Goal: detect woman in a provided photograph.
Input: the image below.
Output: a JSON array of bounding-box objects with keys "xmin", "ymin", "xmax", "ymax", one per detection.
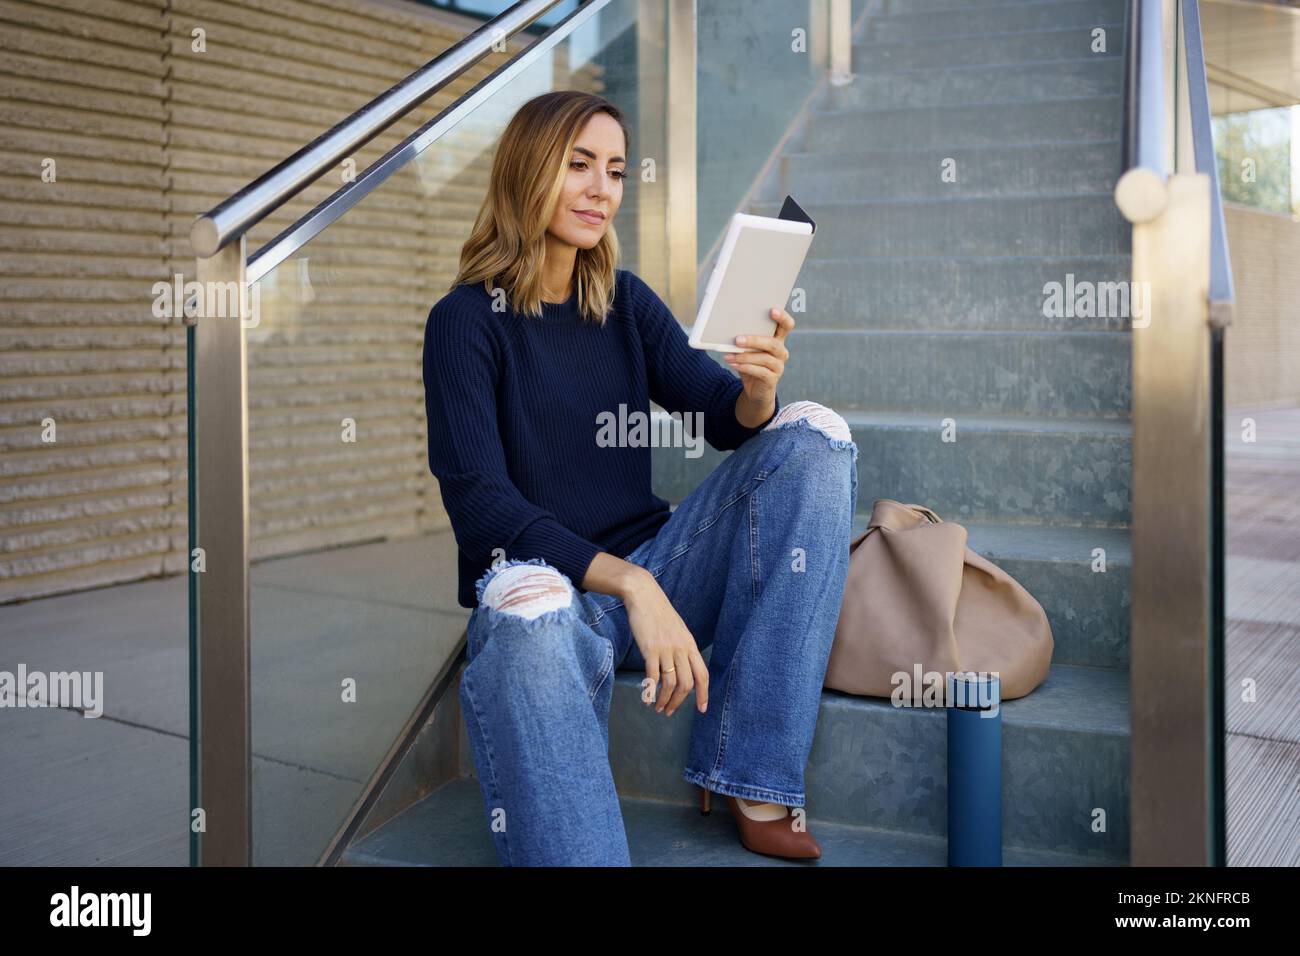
[{"xmin": 422, "ymin": 90, "xmax": 858, "ymax": 866}]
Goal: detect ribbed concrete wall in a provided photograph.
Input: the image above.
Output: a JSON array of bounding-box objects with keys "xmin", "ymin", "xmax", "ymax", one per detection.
[
  {"xmin": 0, "ymin": 0, "xmax": 601, "ymax": 602},
  {"xmin": 1224, "ymin": 203, "xmax": 1300, "ymax": 409}
]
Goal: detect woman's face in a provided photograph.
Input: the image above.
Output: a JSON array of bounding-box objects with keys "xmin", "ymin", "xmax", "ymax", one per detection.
[{"xmin": 545, "ymin": 112, "xmax": 626, "ymax": 250}]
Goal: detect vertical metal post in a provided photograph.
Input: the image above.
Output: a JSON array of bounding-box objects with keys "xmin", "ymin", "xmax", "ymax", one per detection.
[
  {"xmin": 665, "ymin": 0, "xmax": 696, "ymax": 320},
  {"xmin": 829, "ymin": 0, "xmax": 852, "ymax": 86},
  {"xmin": 1130, "ymin": 174, "xmax": 1213, "ymax": 865},
  {"xmin": 809, "ymin": 0, "xmax": 829, "ymax": 78},
  {"xmin": 194, "ymin": 238, "xmax": 252, "ymax": 866},
  {"xmin": 637, "ymin": 0, "xmax": 669, "ymax": 294}
]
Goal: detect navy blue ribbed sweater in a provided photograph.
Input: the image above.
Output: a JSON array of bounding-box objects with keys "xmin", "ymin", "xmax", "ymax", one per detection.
[{"xmin": 422, "ymin": 267, "xmax": 781, "ymax": 608}]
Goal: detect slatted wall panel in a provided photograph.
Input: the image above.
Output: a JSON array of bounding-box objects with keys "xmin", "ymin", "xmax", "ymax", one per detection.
[
  {"xmin": 1, "ymin": 0, "xmax": 603, "ymax": 602},
  {"xmin": 164, "ymin": 0, "xmax": 527, "ymax": 563},
  {"xmin": 0, "ymin": 0, "xmax": 173, "ymax": 603}
]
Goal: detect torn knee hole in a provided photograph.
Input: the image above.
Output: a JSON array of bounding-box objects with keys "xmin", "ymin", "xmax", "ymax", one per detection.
[
  {"xmin": 481, "ymin": 565, "xmax": 572, "ymax": 620},
  {"xmin": 763, "ymin": 400, "xmax": 853, "ymax": 443}
]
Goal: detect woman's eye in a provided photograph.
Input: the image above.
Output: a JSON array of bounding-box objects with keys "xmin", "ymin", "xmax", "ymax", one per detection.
[{"xmin": 571, "ymin": 160, "xmax": 625, "ymax": 180}]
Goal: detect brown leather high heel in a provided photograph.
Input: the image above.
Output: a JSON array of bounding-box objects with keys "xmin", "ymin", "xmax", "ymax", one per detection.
[{"xmin": 697, "ymin": 784, "xmax": 822, "ymax": 860}]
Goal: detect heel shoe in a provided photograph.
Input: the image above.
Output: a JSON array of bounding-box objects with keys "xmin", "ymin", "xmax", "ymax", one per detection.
[{"xmin": 696, "ymin": 784, "xmax": 822, "ymax": 860}]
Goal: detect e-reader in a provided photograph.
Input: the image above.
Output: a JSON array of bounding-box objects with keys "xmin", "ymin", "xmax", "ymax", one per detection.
[{"xmin": 688, "ymin": 195, "xmax": 817, "ymax": 353}]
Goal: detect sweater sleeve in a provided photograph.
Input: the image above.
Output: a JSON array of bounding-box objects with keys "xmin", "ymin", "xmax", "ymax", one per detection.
[
  {"xmin": 422, "ymin": 299, "xmax": 605, "ymax": 589},
  {"xmin": 627, "ymin": 270, "xmax": 780, "ymax": 452}
]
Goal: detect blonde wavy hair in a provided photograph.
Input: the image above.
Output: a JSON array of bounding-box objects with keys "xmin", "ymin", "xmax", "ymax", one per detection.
[{"xmin": 451, "ymin": 90, "xmax": 629, "ymax": 326}]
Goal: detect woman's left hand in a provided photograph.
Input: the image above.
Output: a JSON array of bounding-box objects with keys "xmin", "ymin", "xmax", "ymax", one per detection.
[{"xmin": 724, "ymin": 306, "xmax": 794, "ymax": 408}]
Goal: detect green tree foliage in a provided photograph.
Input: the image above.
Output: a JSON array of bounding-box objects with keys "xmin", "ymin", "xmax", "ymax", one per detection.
[{"xmin": 1212, "ymin": 108, "xmax": 1294, "ymax": 216}]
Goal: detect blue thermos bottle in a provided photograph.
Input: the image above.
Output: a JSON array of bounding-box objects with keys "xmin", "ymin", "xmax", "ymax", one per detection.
[{"xmin": 947, "ymin": 671, "xmax": 1002, "ymax": 866}]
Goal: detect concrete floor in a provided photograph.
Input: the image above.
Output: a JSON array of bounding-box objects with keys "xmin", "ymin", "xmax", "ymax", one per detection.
[
  {"xmin": 0, "ymin": 404, "xmax": 1296, "ymax": 865},
  {"xmin": 0, "ymin": 532, "xmax": 469, "ymax": 865}
]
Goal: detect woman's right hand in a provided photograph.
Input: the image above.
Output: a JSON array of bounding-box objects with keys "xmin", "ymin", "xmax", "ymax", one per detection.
[{"xmin": 623, "ymin": 570, "xmax": 709, "ymax": 717}]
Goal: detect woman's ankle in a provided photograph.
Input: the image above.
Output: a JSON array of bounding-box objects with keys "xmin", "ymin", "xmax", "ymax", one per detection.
[{"xmin": 735, "ymin": 797, "xmax": 789, "ymax": 822}]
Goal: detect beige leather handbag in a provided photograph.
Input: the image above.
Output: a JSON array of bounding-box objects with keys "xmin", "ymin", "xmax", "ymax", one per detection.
[{"xmin": 824, "ymin": 499, "xmax": 1054, "ymax": 700}]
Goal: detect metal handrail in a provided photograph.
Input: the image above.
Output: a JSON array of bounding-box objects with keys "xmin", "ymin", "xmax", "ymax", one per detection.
[
  {"xmin": 246, "ymin": 0, "xmax": 613, "ymax": 284},
  {"xmin": 1180, "ymin": 0, "xmax": 1235, "ymax": 327},
  {"xmin": 190, "ymin": 0, "xmax": 568, "ymax": 259},
  {"xmin": 1115, "ymin": 0, "xmax": 1168, "ymax": 222},
  {"xmin": 1114, "ymin": 0, "xmax": 1233, "ymax": 327}
]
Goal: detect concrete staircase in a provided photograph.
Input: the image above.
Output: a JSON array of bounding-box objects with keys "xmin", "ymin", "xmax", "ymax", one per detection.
[{"xmin": 343, "ymin": 0, "xmax": 1132, "ymax": 866}]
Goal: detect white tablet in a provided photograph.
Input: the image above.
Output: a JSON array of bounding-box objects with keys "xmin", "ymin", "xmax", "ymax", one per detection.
[{"xmin": 689, "ymin": 194, "xmax": 817, "ymax": 353}]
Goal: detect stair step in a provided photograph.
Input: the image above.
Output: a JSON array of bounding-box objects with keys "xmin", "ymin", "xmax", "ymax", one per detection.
[
  {"xmin": 854, "ymin": 24, "xmax": 1124, "ymax": 71},
  {"xmin": 766, "ymin": 141, "xmax": 1121, "ymax": 202},
  {"xmin": 441, "ymin": 660, "xmax": 1130, "ymax": 861},
  {"xmin": 652, "ymin": 409, "xmax": 1132, "ymax": 526},
  {"xmin": 824, "ymin": 57, "xmax": 1122, "ymax": 110},
  {"xmin": 341, "ymin": 777, "xmax": 1119, "ymax": 866},
  {"xmin": 844, "ymin": 410, "xmax": 1133, "ymax": 526},
  {"xmin": 752, "ymin": 193, "xmax": 1128, "ymax": 261},
  {"xmin": 654, "ymin": 447, "xmax": 1130, "ymax": 666},
  {"xmin": 804, "ymin": 97, "xmax": 1122, "ymax": 152},
  {"xmin": 870, "ymin": 0, "xmax": 1127, "ymax": 42},
  {"xmin": 596, "ymin": 660, "xmax": 1128, "ymax": 859},
  {"xmin": 792, "ymin": 255, "xmax": 1133, "ymax": 331},
  {"xmin": 781, "ymin": 329, "xmax": 1130, "ymax": 418},
  {"xmin": 849, "ymin": 516, "xmax": 1131, "ymax": 669}
]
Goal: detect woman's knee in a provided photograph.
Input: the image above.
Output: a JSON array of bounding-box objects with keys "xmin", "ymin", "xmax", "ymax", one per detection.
[
  {"xmin": 477, "ymin": 560, "xmax": 575, "ymax": 620},
  {"xmin": 760, "ymin": 400, "xmax": 859, "ymax": 509},
  {"xmin": 762, "ymin": 400, "xmax": 853, "ymax": 445},
  {"xmin": 470, "ymin": 559, "xmax": 610, "ymax": 691}
]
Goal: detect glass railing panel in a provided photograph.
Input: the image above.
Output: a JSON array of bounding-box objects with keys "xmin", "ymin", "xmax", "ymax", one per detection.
[
  {"xmin": 241, "ymin": 0, "xmax": 665, "ymax": 865},
  {"xmin": 697, "ymin": 0, "xmax": 838, "ymax": 258}
]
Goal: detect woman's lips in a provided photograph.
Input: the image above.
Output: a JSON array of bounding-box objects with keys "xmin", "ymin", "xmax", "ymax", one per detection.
[{"xmin": 574, "ymin": 210, "xmax": 605, "ymax": 225}]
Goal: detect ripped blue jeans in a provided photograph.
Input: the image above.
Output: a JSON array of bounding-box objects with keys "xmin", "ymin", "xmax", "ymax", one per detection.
[{"xmin": 457, "ymin": 400, "xmax": 859, "ymax": 866}]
